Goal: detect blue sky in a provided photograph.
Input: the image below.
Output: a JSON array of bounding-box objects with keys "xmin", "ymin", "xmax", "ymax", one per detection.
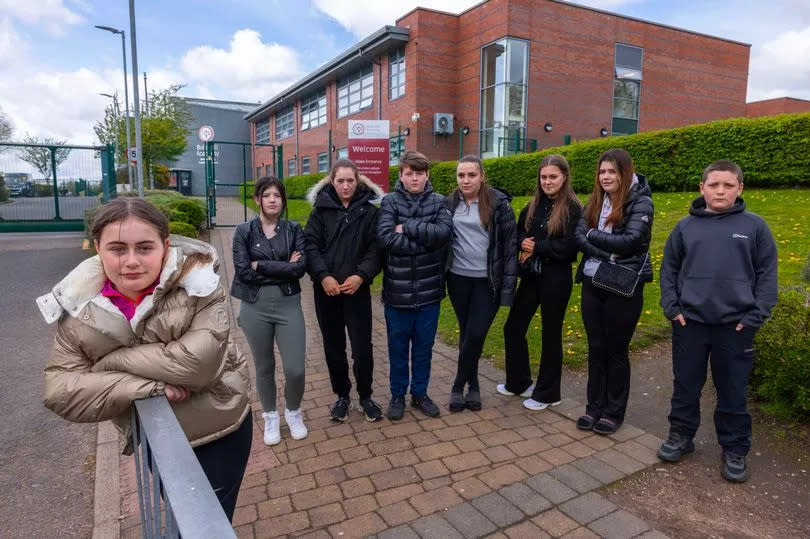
[{"xmin": 0, "ymin": 0, "xmax": 808, "ymax": 143}]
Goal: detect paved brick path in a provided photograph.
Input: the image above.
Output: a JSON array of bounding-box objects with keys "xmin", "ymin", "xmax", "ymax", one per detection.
[{"xmin": 116, "ymin": 227, "xmax": 670, "ymax": 539}]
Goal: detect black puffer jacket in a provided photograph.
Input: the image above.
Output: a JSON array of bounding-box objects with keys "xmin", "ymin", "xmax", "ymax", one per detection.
[
  {"xmin": 377, "ymin": 180, "xmax": 453, "ymax": 309},
  {"xmin": 575, "ymin": 174, "xmax": 654, "ymax": 283},
  {"xmin": 517, "ymin": 196, "xmax": 582, "ymax": 264},
  {"xmin": 304, "ymin": 175, "xmax": 384, "ymax": 286},
  {"xmin": 231, "ymin": 217, "xmax": 306, "ymax": 301},
  {"xmin": 447, "ymin": 187, "xmax": 518, "ymax": 306}
]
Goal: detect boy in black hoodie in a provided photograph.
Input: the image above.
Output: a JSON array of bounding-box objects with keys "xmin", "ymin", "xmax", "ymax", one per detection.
[{"xmin": 658, "ymin": 160, "xmax": 777, "ymax": 483}]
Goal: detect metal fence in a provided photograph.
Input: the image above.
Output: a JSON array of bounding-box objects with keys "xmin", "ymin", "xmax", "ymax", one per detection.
[
  {"xmin": 0, "ymin": 142, "xmax": 115, "ymax": 231},
  {"xmin": 131, "ymin": 396, "xmax": 236, "ymax": 538}
]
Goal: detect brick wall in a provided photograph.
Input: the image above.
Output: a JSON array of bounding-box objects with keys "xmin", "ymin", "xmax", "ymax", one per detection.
[{"xmin": 746, "ymin": 97, "xmax": 810, "ymax": 117}]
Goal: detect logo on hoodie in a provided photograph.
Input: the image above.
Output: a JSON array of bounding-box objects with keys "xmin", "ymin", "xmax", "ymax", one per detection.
[{"xmin": 732, "ymin": 233, "xmax": 749, "ymax": 239}]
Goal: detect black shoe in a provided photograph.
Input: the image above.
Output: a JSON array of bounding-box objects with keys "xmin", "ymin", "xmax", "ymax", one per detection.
[
  {"xmin": 464, "ymin": 389, "xmax": 481, "ymax": 411},
  {"xmin": 593, "ymin": 418, "xmax": 621, "ymax": 435},
  {"xmin": 330, "ymin": 396, "xmax": 350, "ymax": 422},
  {"xmin": 359, "ymin": 398, "xmax": 383, "ymax": 422},
  {"xmin": 387, "ymin": 395, "xmax": 406, "ymax": 420},
  {"xmin": 721, "ymin": 451, "xmax": 749, "ymax": 483},
  {"xmin": 412, "ymin": 394, "xmax": 440, "ymax": 418},
  {"xmin": 657, "ymin": 432, "xmax": 695, "ymax": 462},
  {"xmin": 577, "ymin": 414, "xmax": 597, "ymax": 431},
  {"xmin": 449, "ymin": 391, "xmax": 466, "ymax": 412}
]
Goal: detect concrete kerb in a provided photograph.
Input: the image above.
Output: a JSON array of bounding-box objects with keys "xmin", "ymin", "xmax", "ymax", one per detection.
[{"xmin": 92, "ymin": 421, "xmax": 121, "ymax": 539}]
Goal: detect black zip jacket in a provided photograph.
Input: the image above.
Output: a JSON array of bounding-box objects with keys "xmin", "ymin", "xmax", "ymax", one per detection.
[
  {"xmin": 517, "ymin": 196, "xmax": 582, "ymax": 265},
  {"xmin": 304, "ymin": 176, "xmax": 384, "ymax": 286},
  {"xmin": 447, "ymin": 187, "xmax": 518, "ymax": 306},
  {"xmin": 377, "ymin": 180, "xmax": 453, "ymax": 309},
  {"xmin": 575, "ymin": 174, "xmax": 654, "ymax": 283},
  {"xmin": 660, "ymin": 197, "xmax": 778, "ymax": 328},
  {"xmin": 230, "ymin": 217, "xmax": 306, "ymax": 302}
]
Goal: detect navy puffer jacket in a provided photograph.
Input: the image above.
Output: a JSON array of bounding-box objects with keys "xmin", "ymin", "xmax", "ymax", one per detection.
[{"xmin": 377, "ymin": 180, "xmax": 453, "ymax": 309}]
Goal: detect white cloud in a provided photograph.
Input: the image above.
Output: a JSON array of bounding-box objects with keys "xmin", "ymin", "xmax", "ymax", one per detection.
[
  {"xmin": 0, "ymin": 0, "xmax": 84, "ymax": 35},
  {"xmin": 179, "ymin": 29, "xmax": 303, "ymax": 102},
  {"xmin": 0, "ymin": 16, "xmax": 26, "ymax": 68},
  {"xmin": 748, "ymin": 25, "xmax": 810, "ymax": 101}
]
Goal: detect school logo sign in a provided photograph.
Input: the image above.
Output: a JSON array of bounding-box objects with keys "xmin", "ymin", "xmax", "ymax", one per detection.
[{"xmin": 348, "ymin": 120, "xmax": 390, "ymax": 192}]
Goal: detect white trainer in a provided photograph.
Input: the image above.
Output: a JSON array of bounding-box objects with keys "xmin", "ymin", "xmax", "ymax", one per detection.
[
  {"xmin": 284, "ymin": 408, "xmax": 308, "ymax": 440},
  {"xmin": 522, "ymin": 398, "xmax": 562, "ymax": 411},
  {"xmin": 496, "ymin": 383, "xmax": 535, "ymax": 398},
  {"xmin": 262, "ymin": 411, "xmax": 281, "ymax": 446}
]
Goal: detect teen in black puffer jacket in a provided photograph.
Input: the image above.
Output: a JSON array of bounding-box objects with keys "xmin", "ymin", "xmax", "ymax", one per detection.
[{"xmin": 573, "ymin": 149, "xmax": 654, "ymax": 437}]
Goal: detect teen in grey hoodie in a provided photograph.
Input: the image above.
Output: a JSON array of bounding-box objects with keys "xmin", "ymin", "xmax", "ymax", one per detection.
[{"xmin": 658, "ymin": 160, "xmax": 777, "ymax": 484}]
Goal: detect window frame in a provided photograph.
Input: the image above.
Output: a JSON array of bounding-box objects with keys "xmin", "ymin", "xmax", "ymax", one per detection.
[
  {"xmin": 300, "ymin": 91, "xmax": 327, "ymax": 131},
  {"xmin": 301, "ymin": 156, "xmax": 311, "ymax": 174},
  {"xmin": 287, "ymin": 158, "xmax": 296, "ymax": 177},
  {"xmin": 255, "ymin": 118, "xmax": 270, "ymax": 144},
  {"xmin": 275, "ymin": 106, "xmax": 295, "ymax": 141},
  {"xmin": 337, "ymin": 66, "xmax": 374, "ymax": 118},
  {"xmin": 389, "ymin": 47, "xmax": 406, "ymax": 101},
  {"xmin": 611, "ymin": 43, "xmax": 643, "ymax": 135},
  {"xmin": 318, "ymin": 152, "xmax": 328, "ymax": 173}
]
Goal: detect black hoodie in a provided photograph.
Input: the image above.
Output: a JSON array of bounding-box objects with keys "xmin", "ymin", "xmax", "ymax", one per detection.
[{"xmin": 659, "ymin": 196, "xmax": 778, "ymax": 328}]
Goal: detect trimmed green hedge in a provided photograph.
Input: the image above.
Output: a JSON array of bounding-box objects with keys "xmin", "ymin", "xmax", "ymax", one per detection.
[
  {"xmin": 84, "ymin": 190, "xmax": 207, "ymax": 239},
  {"xmin": 249, "ymin": 112, "xmax": 810, "ymax": 199}
]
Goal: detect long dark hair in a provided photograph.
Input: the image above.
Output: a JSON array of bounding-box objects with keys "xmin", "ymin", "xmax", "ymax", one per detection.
[
  {"xmin": 583, "ymin": 149, "xmax": 635, "ymax": 229},
  {"xmin": 449, "ymin": 154, "xmax": 494, "ymax": 228},
  {"xmin": 525, "ymin": 154, "xmax": 581, "ymax": 236}
]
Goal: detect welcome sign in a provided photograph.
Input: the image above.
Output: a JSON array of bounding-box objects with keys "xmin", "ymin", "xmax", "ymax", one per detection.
[{"xmin": 348, "ymin": 120, "xmax": 390, "ymax": 192}]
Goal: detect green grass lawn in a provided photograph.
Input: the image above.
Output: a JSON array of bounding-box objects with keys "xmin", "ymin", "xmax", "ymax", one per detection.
[{"xmin": 247, "ymin": 189, "xmax": 810, "ymax": 369}]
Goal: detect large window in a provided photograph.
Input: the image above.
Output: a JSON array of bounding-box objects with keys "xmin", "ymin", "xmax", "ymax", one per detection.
[
  {"xmin": 318, "ymin": 152, "xmax": 328, "ymax": 172},
  {"xmin": 338, "ymin": 66, "xmax": 373, "ymax": 118},
  {"xmin": 480, "ymin": 38, "xmax": 528, "ymax": 158},
  {"xmin": 301, "ymin": 156, "xmax": 311, "ymax": 174},
  {"xmin": 301, "ymin": 91, "xmax": 327, "ymax": 130},
  {"xmin": 389, "ymin": 47, "xmax": 406, "ymax": 100},
  {"xmin": 612, "ymin": 43, "xmax": 643, "ymax": 135},
  {"xmin": 288, "ymin": 158, "xmax": 296, "ymax": 177},
  {"xmin": 276, "ymin": 106, "xmax": 294, "ymax": 140},
  {"xmin": 337, "ymin": 148, "xmax": 348, "ymax": 160},
  {"xmin": 265, "ymin": 164, "xmax": 272, "ymax": 176},
  {"xmin": 256, "ymin": 119, "xmax": 270, "ymax": 144},
  {"xmin": 390, "ymin": 136, "xmax": 404, "ymax": 165}
]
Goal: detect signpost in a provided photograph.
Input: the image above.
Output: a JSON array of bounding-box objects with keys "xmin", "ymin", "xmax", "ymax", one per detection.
[{"xmin": 348, "ymin": 120, "xmax": 390, "ymax": 192}]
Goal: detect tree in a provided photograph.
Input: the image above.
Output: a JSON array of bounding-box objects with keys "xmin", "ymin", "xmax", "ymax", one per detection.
[
  {"xmin": 94, "ymin": 84, "xmax": 192, "ymax": 186},
  {"xmin": 16, "ymin": 135, "xmax": 71, "ymax": 180},
  {"xmin": 0, "ymin": 106, "xmax": 13, "ymax": 154}
]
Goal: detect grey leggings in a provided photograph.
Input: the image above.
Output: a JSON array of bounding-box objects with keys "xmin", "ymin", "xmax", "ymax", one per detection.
[{"xmin": 238, "ymin": 286, "xmax": 306, "ymax": 412}]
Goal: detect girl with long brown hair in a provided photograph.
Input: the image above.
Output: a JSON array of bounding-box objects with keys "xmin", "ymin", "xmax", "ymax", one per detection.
[
  {"xmin": 498, "ymin": 154, "xmax": 582, "ymax": 411},
  {"xmin": 446, "ymin": 155, "xmax": 517, "ymax": 412},
  {"xmin": 574, "ymin": 148, "xmax": 653, "ymax": 435}
]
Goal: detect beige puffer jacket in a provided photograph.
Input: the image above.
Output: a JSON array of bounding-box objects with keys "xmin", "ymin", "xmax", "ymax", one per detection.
[{"xmin": 36, "ymin": 235, "xmax": 251, "ymax": 451}]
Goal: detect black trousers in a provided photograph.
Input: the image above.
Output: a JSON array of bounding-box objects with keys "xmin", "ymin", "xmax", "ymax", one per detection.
[
  {"xmin": 503, "ymin": 265, "xmax": 573, "ymax": 402},
  {"xmin": 313, "ymin": 284, "xmax": 374, "ymax": 400},
  {"xmin": 668, "ymin": 320, "xmax": 756, "ymax": 455},
  {"xmin": 446, "ymin": 273, "xmax": 500, "ymax": 392},
  {"xmin": 194, "ymin": 412, "xmax": 253, "ymax": 522},
  {"xmin": 581, "ymin": 277, "xmax": 644, "ymax": 423}
]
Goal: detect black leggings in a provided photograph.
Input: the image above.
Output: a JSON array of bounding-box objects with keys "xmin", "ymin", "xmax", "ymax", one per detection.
[
  {"xmin": 581, "ymin": 277, "xmax": 644, "ymax": 423},
  {"xmin": 194, "ymin": 412, "xmax": 253, "ymax": 521},
  {"xmin": 503, "ymin": 265, "xmax": 573, "ymax": 402},
  {"xmin": 446, "ymin": 273, "xmax": 500, "ymax": 392}
]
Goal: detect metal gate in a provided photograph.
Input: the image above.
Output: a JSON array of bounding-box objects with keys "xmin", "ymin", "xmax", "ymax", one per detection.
[
  {"xmin": 204, "ymin": 141, "xmax": 281, "ymax": 227},
  {"xmin": 0, "ymin": 142, "xmax": 116, "ymax": 232}
]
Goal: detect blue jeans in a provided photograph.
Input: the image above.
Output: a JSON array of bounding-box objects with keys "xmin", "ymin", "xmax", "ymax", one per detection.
[{"xmin": 384, "ymin": 303, "xmax": 441, "ymax": 397}]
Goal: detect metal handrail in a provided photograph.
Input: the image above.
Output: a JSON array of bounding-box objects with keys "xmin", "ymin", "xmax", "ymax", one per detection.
[{"xmin": 131, "ymin": 396, "xmax": 236, "ymax": 539}]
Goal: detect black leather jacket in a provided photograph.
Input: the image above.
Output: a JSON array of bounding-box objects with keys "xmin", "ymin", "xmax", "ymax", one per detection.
[
  {"xmin": 377, "ymin": 180, "xmax": 453, "ymax": 309},
  {"xmin": 230, "ymin": 217, "xmax": 306, "ymax": 302},
  {"xmin": 447, "ymin": 187, "xmax": 518, "ymax": 306},
  {"xmin": 575, "ymin": 174, "xmax": 654, "ymax": 283}
]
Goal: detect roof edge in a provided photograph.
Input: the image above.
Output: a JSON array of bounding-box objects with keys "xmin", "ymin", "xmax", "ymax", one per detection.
[{"xmin": 746, "ymin": 96, "xmax": 810, "ymax": 105}]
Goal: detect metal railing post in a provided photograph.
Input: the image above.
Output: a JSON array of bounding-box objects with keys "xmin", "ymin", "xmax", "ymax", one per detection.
[{"xmin": 50, "ymin": 146, "xmax": 61, "ymax": 220}]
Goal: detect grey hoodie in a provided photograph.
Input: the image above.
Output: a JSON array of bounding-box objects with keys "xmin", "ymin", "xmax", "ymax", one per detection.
[{"xmin": 659, "ymin": 196, "xmax": 777, "ymax": 328}]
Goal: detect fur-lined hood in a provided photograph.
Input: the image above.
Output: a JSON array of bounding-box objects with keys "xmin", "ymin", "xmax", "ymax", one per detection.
[
  {"xmin": 305, "ymin": 174, "xmax": 384, "ymax": 206},
  {"xmin": 36, "ymin": 235, "xmax": 220, "ymax": 328}
]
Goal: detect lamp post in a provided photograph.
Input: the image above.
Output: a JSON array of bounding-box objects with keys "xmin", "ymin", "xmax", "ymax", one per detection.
[{"xmin": 94, "ymin": 25, "xmax": 134, "ymax": 190}]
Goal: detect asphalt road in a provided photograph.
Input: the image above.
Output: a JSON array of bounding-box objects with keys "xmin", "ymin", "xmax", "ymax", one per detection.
[
  {"xmin": 0, "ymin": 197, "xmax": 99, "ymax": 220},
  {"xmin": 0, "ymin": 233, "xmax": 96, "ymax": 538}
]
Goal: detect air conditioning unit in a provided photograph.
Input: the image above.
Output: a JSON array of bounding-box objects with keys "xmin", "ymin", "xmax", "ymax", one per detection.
[{"xmin": 433, "ymin": 112, "xmax": 454, "ymax": 135}]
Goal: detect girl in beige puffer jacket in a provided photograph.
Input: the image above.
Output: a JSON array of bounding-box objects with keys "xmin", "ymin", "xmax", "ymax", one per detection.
[{"xmin": 37, "ymin": 197, "xmax": 252, "ymax": 521}]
